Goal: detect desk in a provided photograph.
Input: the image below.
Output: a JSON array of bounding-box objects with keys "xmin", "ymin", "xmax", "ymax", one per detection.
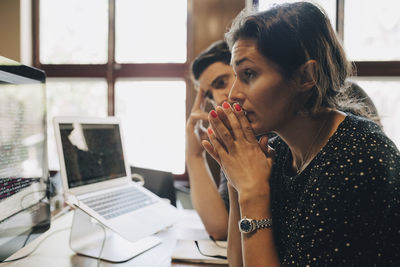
[{"xmin": 2, "ymin": 209, "xmax": 228, "ymax": 267}]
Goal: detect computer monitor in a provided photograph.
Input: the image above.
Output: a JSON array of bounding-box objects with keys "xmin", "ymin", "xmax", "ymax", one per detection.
[{"xmin": 0, "ymin": 56, "xmax": 50, "ymax": 262}]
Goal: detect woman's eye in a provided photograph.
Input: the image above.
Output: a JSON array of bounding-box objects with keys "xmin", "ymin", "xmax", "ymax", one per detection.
[
  {"xmin": 239, "ymin": 69, "xmax": 256, "ymax": 83},
  {"xmin": 244, "ymin": 69, "xmax": 256, "ymax": 80}
]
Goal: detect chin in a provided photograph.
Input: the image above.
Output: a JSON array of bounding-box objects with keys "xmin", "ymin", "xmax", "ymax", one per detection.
[
  {"xmin": 247, "ymin": 115, "xmax": 268, "ymax": 135},
  {"xmin": 249, "ymin": 122, "xmax": 262, "ymax": 135},
  {"xmin": 250, "ymin": 122, "xmax": 272, "ymax": 136}
]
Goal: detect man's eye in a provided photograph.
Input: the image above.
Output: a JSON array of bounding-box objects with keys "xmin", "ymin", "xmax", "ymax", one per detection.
[
  {"xmin": 213, "ymin": 77, "xmax": 228, "ymax": 89},
  {"xmin": 215, "ymin": 80, "xmax": 226, "ymax": 88}
]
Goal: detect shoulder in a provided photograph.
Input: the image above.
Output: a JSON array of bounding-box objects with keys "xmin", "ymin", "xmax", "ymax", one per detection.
[
  {"xmin": 318, "ymin": 114, "xmax": 400, "ymax": 198},
  {"xmin": 325, "ymin": 113, "xmax": 399, "ymax": 162}
]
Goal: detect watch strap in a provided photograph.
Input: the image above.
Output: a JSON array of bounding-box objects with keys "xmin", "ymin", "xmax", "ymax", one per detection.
[
  {"xmin": 239, "ymin": 216, "xmax": 273, "ymax": 234},
  {"xmin": 253, "ymin": 218, "xmax": 273, "ymax": 230}
]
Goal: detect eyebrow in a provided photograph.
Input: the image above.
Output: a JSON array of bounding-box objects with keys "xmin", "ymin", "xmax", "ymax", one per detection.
[
  {"xmin": 233, "ymin": 57, "xmax": 252, "ymax": 67},
  {"xmin": 210, "ymin": 74, "xmax": 230, "ymax": 88}
]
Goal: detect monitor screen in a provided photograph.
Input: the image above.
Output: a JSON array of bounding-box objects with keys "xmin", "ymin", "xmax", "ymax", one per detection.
[
  {"xmin": 59, "ymin": 123, "xmax": 126, "ymax": 188},
  {"xmin": 0, "ymin": 56, "xmax": 50, "ymax": 262}
]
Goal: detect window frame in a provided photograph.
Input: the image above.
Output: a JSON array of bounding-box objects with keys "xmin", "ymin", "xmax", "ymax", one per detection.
[
  {"xmin": 32, "ymin": 0, "xmax": 192, "ymax": 179},
  {"xmin": 340, "ymin": 0, "xmax": 400, "ymax": 76},
  {"xmin": 254, "ymin": 0, "xmax": 400, "ymax": 77}
]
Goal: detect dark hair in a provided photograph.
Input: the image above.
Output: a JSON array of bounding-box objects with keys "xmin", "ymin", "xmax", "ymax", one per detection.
[
  {"xmin": 225, "ymin": 2, "xmax": 354, "ymax": 115},
  {"xmin": 191, "ymin": 40, "xmax": 231, "ymax": 81}
]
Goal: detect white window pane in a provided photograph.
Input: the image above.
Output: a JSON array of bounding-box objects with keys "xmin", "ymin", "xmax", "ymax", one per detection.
[
  {"xmin": 258, "ymin": 0, "xmax": 336, "ymax": 29},
  {"xmin": 344, "ymin": 0, "xmax": 400, "ymax": 61},
  {"xmin": 40, "ymin": 0, "xmax": 108, "ymax": 64},
  {"xmin": 115, "ymin": 79, "xmax": 186, "ymax": 174},
  {"xmin": 115, "ymin": 0, "xmax": 187, "ymax": 63},
  {"xmin": 47, "ymin": 78, "xmax": 108, "ymax": 170},
  {"xmin": 349, "ymin": 77, "xmax": 400, "ymax": 149}
]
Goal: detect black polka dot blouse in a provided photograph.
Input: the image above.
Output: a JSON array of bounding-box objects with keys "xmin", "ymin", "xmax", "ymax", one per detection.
[{"xmin": 269, "ymin": 113, "xmax": 400, "ymax": 266}]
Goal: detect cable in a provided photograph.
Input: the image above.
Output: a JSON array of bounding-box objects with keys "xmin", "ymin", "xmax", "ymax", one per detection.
[
  {"xmin": 20, "ymin": 190, "xmax": 47, "ymax": 209},
  {"xmin": 0, "ymin": 189, "xmax": 48, "ymax": 224},
  {"xmin": 0, "ymin": 227, "xmax": 71, "ymax": 263},
  {"xmin": 73, "ymin": 198, "xmax": 107, "ymax": 266},
  {"xmin": 52, "ymin": 206, "xmax": 72, "ymax": 220},
  {"xmin": 96, "ymin": 222, "xmax": 107, "ymax": 267}
]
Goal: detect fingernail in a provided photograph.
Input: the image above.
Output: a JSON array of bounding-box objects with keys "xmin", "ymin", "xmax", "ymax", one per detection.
[
  {"xmin": 208, "ymin": 128, "xmax": 213, "ymax": 134},
  {"xmin": 234, "ymin": 103, "xmax": 242, "ymax": 112},
  {"xmin": 222, "ymin": 102, "xmax": 230, "ymax": 109},
  {"xmin": 210, "ymin": 110, "xmax": 217, "ymax": 118}
]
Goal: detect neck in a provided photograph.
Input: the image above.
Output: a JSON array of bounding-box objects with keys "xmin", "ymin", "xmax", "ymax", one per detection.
[{"xmin": 275, "ymin": 109, "xmax": 345, "ymax": 174}]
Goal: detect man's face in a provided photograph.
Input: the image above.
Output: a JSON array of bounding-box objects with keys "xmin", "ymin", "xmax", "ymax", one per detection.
[{"xmin": 197, "ymin": 62, "xmax": 235, "ymax": 107}]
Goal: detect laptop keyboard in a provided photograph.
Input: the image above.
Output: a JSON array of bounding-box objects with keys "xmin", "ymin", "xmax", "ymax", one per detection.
[{"xmin": 81, "ymin": 186, "xmax": 158, "ymax": 220}]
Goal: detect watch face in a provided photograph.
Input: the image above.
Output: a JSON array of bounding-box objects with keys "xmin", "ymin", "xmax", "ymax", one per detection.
[{"xmin": 239, "ymin": 219, "xmax": 252, "ymax": 233}]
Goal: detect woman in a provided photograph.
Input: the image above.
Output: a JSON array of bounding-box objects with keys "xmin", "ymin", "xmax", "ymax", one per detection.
[
  {"xmin": 186, "ymin": 40, "xmax": 233, "ymax": 240},
  {"xmin": 188, "ymin": 40, "xmax": 277, "ymax": 240},
  {"xmin": 203, "ymin": 2, "xmax": 400, "ymax": 266}
]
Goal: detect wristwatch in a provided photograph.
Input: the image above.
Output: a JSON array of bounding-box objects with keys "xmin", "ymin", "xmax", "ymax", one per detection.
[{"xmin": 238, "ymin": 216, "xmax": 273, "ymax": 234}]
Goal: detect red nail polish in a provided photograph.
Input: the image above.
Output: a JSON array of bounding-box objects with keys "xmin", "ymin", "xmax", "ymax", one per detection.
[
  {"xmin": 223, "ymin": 102, "xmax": 230, "ymax": 109},
  {"xmin": 234, "ymin": 103, "xmax": 242, "ymax": 112},
  {"xmin": 210, "ymin": 110, "xmax": 217, "ymax": 118},
  {"xmin": 208, "ymin": 128, "xmax": 213, "ymax": 135}
]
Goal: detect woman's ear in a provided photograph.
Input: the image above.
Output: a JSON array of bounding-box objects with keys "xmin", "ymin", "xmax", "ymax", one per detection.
[{"xmin": 297, "ymin": 60, "xmax": 318, "ymax": 92}]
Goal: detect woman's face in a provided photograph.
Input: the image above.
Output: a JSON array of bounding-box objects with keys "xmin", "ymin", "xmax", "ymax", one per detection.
[
  {"xmin": 197, "ymin": 62, "xmax": 235, "ymax": 106},
  {"xmin": 229, "ymin": 39, "xmax": 300, "ymax": 135}
]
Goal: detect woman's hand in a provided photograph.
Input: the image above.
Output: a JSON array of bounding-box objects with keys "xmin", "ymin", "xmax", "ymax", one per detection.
[
  {"xmin": 186, "ymin": 89, "xmax": 209, "ymax": 158},
  {"xmin": 202, "ymin": 102, "xmax": 275, "ymax": 197}
]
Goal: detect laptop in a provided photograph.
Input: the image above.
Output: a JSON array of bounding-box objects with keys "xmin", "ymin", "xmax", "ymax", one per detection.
[{"xmin": 53, "ymin": 116, "xmax": 179, "ymax": 251}]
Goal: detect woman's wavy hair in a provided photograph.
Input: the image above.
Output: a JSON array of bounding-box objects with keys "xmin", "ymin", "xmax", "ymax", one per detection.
[{"xmin": 225, "ymin": 2, "xmax": 369, "ymax": 119}]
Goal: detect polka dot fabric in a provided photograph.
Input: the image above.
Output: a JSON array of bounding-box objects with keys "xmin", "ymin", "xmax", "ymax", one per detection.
[{"xmin": 269, "ymin": 114, "xmax": 400, "ymax": 266}]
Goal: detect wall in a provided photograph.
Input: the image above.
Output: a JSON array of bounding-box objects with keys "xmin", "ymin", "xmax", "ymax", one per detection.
[
  {"xmin": 188, "ymin": 0, "xmax": 246, "ymax": 182},
  {"xmin": 192, "ymin": 0, "xmax": 245, "ymax": 59},
  {"xmin": 0, "ymin": 0, "xmax": 21, "ymax": 61}
]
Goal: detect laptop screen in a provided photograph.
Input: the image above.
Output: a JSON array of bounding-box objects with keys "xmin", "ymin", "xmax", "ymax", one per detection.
[{"xmin": 59, "ymin": 123, "xmax": 127, "ymax": 188}]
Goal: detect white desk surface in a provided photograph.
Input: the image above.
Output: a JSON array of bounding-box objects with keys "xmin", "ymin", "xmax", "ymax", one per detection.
[{"xmin": 2, "ymin": 209, "xmax": 227, "ymax": 267}]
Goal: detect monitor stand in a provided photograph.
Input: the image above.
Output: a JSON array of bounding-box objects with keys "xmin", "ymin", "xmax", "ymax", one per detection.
[{"xmin": 69, "ymin": 208, "xmax": 162, "ymax": 263}]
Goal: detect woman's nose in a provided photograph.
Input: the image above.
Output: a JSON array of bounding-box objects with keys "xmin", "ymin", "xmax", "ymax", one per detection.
[{"xmin": 228, "ymin": 80, "xmax": 243, "ymax": 104}]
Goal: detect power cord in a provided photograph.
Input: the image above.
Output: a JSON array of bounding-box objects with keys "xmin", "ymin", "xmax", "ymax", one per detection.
[
  {"xmin": 97, "ymin": 221, "xmax": 107, "ymax": 267},
  {"xmin": 73, "ymin": 199, "xmax": 108, "ymax": 267},
  {"xmin": 0, "ymin": 227, "xmax": 71, "ymax": 263},
  {"xmin": 1, "ymin": 189, "xmax": 108, "ymax": 265},
  {"xmin": 1, "ymin": 214, "xmax": 108, "ymax": 266},
  {"xmin": 1, "ymin": 186, "xmax": 48, "ymax": 224}
]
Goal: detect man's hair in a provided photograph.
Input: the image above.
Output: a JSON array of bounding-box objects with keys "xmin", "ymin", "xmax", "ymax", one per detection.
[{"xmin": 191, "ymin": 40, "xmax": 231, "ymax": 81}]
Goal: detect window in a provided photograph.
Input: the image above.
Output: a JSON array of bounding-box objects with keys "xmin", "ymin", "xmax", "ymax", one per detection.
[
  {"xmin": 40, "ymin": 0, "xmax": 108, "ymax": 64},
  {"xmin": 35, "ymin": 0, "xmax": 189, "ymax": 174},
  {"xmin": 115, "ymin": 79, "xmax": 186, "ymax": 173},
  {"xmin": 46, "ymin": 78, "xmax": 108, "ymax": 170},
  {"xmin": 349, "ymin": 77, "xmax": 400, "ymax": 147},
  {"xmin": 258, "ymin": 0, "xmax": 400, "ymax": 149},
  {"xmin": 344, "ymin": 0, "xmax": 400, "ymax": 61},
  {"xmin": 258, "ymin": 0, "xmax": 336, "ymax": 28},
  {"xmin": 115, "ymin": 0, "xmax": 187, "ymax": 63}
]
